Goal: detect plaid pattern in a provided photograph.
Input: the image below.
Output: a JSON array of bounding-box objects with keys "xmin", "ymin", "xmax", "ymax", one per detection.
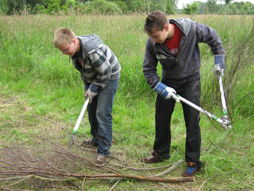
[{"xmin": 72, "ymin": 38, "xmax": 120, "ymax": 95}]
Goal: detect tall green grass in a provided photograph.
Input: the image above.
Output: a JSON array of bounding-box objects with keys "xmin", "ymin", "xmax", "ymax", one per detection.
[{"xmin": 0, "ymin": 15, "xmax": 253, "ymax": 190}]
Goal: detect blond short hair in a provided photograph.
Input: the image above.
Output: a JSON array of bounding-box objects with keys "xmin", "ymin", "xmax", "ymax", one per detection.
[{"xmin": 53, "ymin": 28, "xmax": 76, "ymax": 48}]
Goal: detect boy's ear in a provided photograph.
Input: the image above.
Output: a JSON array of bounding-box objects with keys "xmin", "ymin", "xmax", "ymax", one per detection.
[
  {"xmin": 73, "ymin": 38, "xmax": 80, "ymax": 51},
  {"xmin": 163, "ymin": 24, "xmax": 169, "ymax": 30},
  {"xmin": 73, "ymin": 38, "xmax": 79, "ymax": 46}
]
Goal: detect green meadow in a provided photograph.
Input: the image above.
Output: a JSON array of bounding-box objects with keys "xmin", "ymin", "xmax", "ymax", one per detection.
[{"xmin": 0, "ymin": 14, "xmax": 253, "ymax": 190}]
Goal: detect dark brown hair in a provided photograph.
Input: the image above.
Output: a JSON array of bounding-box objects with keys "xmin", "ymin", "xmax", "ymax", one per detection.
[{"xmin": 144, "ymin": 11, "xmax": 168, "ymax": 34}]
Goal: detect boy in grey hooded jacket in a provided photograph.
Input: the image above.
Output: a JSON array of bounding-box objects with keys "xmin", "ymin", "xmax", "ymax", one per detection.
[{"xmin": 142, "ymin": 11, "xmax": 225, "ymax": 177}]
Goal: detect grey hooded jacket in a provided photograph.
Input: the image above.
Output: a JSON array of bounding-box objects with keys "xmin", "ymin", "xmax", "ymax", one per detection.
[{"xmin": 143, "ymin": 18, "xmax": 225, "ymax": 88}]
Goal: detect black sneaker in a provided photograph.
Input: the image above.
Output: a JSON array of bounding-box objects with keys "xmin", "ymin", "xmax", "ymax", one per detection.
[
  {"xmin": 81, "ymin": 138, "xmax": 98, "ymax": 147},
  {"xmin": 182, "ymin": 162, "xmax": 202, "ymax": 177},
  {"xmin": 141, "ymin": 152, "xmax": 168, "ymax": 164}
]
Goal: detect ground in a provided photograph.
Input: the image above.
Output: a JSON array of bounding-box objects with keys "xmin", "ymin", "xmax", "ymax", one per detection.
[{"xmin": 0, "ymin": 94, "xmax": 213, "ymax": 191}]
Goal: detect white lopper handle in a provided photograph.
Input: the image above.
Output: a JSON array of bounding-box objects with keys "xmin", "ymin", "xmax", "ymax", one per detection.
[{"xmin": 73, "ymin": 99, "xmax": 89, "ymax": 133}]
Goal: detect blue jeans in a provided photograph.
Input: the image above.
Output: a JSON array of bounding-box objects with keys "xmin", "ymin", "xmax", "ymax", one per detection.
[{"xmin": 87, "ymin": 79, "xmax": 119, "ymax": 156}]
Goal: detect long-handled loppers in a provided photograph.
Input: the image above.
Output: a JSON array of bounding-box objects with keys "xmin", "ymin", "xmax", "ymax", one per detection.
[
  {"xmin": 216, "ymin": 70, "xmax": 232, "ymax": 129},
  {"xmin": 173, "ymin": 70, "xmax": 232, "ymax": 129},
  {"xmin": 69, "ymin": 98, "xmax": 89, "ymax": 146},
  {"xmin": 174, "ymin": 94, "xmax": 232, "ymax": 129}
]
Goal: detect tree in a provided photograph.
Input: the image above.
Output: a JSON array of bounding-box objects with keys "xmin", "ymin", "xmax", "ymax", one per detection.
[
  {"xmin": 6, "ymin": 0, "xmax": 27, "ymax": 15},
  {"xmin": 0, "ymin": 0, "xmax": 8, "ymax": 14},
  {"xmin": 128, "ymin": 0, "xmax": 146, "ymax": 12},
  {"xmin": 207, "ymin": 0, "xmax": 220, "ymax": 13},
  {"xmin": 196, "ymin": 2, "xmax": 209, "ymax": 14},
  {"xmin": 150, "ymin": 0, "xmax": 167, "ymax": 12},
  {"xmin": 166, "ymin": 0, "xmax": 177, "ymax": 14},
  {"xmin": 183, "ymin": 2, "xmax": 198, "ymax": 15},
  {"xmin": 112, "ymin": 0, "xmax": 128, "ymax": 13},
  {"xmin": 224, "ymin": 0, "xmax": 232, "ymax": 4},
  {"xmin": 80, "ymin": 0, "xmax": 122, "ymax": 14},
  {"xmin": 144, "ymin": 0, "xmax": 177, "ymax": 14}
]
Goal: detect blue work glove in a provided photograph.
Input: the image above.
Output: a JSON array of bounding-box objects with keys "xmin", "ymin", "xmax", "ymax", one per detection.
[
  {"xmin": 153, "ymin": 82, "xmax": 179, "ymax": 101},
  {"xmin": 214, "ymin": 54, "xmax": 225, "ymax": 75}
]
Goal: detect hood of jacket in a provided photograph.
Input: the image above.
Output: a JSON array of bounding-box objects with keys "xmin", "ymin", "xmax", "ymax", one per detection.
[
  {"xmin": 77, "ymin": 35, "xmax": 103, "ymax": 57},
  {"xmin": 169, "ymin": 18, "xmax": 192, "ymax": 37}
]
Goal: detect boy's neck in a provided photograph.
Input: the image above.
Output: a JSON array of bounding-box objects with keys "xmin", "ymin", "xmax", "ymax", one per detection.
[
  {"xmin": 75, "ymin": 38, "xmax": 81, "ymax": 53},
  {"xmin": 167, "ymin": 23, "xmax": 175, "ymax": 39}
]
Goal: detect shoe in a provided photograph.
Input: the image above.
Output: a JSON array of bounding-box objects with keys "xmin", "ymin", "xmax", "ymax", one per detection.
[
  {"xmin": 96, "ymin": 154, "xmax": 108, "ymax": 164},
  {"xmin": 81, "ymin": 138, "xmax": 98, "ymax": 147},
  {"xmin": 182, "ymin": 162, "xmax": 202, "ymax": 177},
  {"xmin": 141, "ymin": 152, "xmax": 167, "ymax": 164}
]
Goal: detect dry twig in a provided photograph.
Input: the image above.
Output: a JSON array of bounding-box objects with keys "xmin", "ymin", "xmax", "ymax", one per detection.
[{"xmin": 154, "ymin": 159, "xmax": 184, "ymax": 177}]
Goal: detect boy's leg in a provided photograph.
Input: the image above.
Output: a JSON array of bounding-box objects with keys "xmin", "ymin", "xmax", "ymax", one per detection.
[
  {"xmin": 87, "ymin": 96, "xmax": 99, "ymax": 145},
  {"xmin": 153, "ymin": 94, "xmax": 176, "ymax": 159},
  {"xmin": 180, "ymin": 80, "xmax": 201, "ymax": 164},
  {"xmin": 96, "ymin": 79, "xmax": 119, "ymax": 156}
]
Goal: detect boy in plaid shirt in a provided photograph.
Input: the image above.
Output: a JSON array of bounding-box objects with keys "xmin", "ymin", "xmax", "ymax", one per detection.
[{"xmin": 54, "ymin": 28, "xmax": 121, "ymax": 163}]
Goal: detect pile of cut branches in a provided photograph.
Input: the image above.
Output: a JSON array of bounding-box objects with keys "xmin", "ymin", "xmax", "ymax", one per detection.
[{"xmin": 0, "ymin": 138, "xmax": 194, "ymax": 190}]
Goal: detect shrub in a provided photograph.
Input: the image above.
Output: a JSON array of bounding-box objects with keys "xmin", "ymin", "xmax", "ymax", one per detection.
[
  {"xmin": 0, "ymin": 0, "xmax": 8, "ymax": 14},
  {"xmin": 79, "ymin": 0, "xmax": 122, "ymax": 14},
  {"xmin": 114, "ymin": 0, "xmax": 128, "ymax": 13},
  {"xmin": 6, "ymin": 0, "xmax": 25, "ymax": 15}
]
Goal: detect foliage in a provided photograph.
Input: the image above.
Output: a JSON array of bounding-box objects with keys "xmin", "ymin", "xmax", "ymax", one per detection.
[
  {"xmin": 0, "ymin": 0, "xmax": 8, "ymax": 14},
  {"xmin": 220, "ymin": 2, "xmax": 254, "ymax": 15},
  {"xmin": 112, "ymin": 0, "xmax": 128, "ymax": 13},
  {"xmin": 181, "ymin": 0, "xmax": 254, "ymax": 15},
  {"xmin": 165, "ymin": 0, "xmax": 177, "ymax": 14},
  {"xmin": 207, "ymin": 0, "xmax": 220, "ymax": 13},
  {"xmin": 149, "ymin": 0, "xmax": 167, "ymax": 13},
  {"xmin": 148, "ymin": 0, "xmax": 177, "ymax": 14},
  {"xmin": 0, "ymin": 0, "xmax": 178, "ymax": 15},
  {"xmin": 183, "ymin": 2, "xmax": 198, "ymax": 15},
  {"xmin": 224, "ymin": 0, "xmax": 232, "ymax": 4},
  {"xmin": 128, "ymin": 0, "xmax": 147, "ymax": 13},
  {"xmin": 79, "ymin": 0, "xmax": 122, "ymax": 14},
  {"xmin": 1, "ymin": 0, "xmax": 254, "ymax": 15},
  {"xmin": 0, "ymin": 0, "xmax": 77, "ymax": 14},
  {"xmin": 5, "ymin": 0, "xmax": 25, "ymax": 15}
]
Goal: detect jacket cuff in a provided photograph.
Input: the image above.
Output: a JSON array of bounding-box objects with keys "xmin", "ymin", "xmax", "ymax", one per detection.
[
  {"xmin": 84, "ymin": 83, "xmax": 90, "ymax": 91},
  {"xmin": 88, "ymin": 84, "xmax": 100, "ymax": 95},
  {"xmin": 151, "ymin": 80, "xmax": 160, "ymax": 89}
]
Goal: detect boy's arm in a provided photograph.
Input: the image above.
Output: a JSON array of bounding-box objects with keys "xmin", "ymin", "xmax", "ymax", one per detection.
[
  {"xmin": 195, "ymin": 22, "xmax": 225, "ymax": 55},
  {"xmin": 143, "ymin": 39, "xmax": 160, "ymax": 89},
  {"xmin": 195, "ymin": 22, "xmax": 225, "ymax": 73}
]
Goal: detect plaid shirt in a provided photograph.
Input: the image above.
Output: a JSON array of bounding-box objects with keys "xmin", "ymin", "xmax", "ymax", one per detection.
[{"xmin": 72, "ymin": 35, "xmax": 121, "ymax": 95}]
